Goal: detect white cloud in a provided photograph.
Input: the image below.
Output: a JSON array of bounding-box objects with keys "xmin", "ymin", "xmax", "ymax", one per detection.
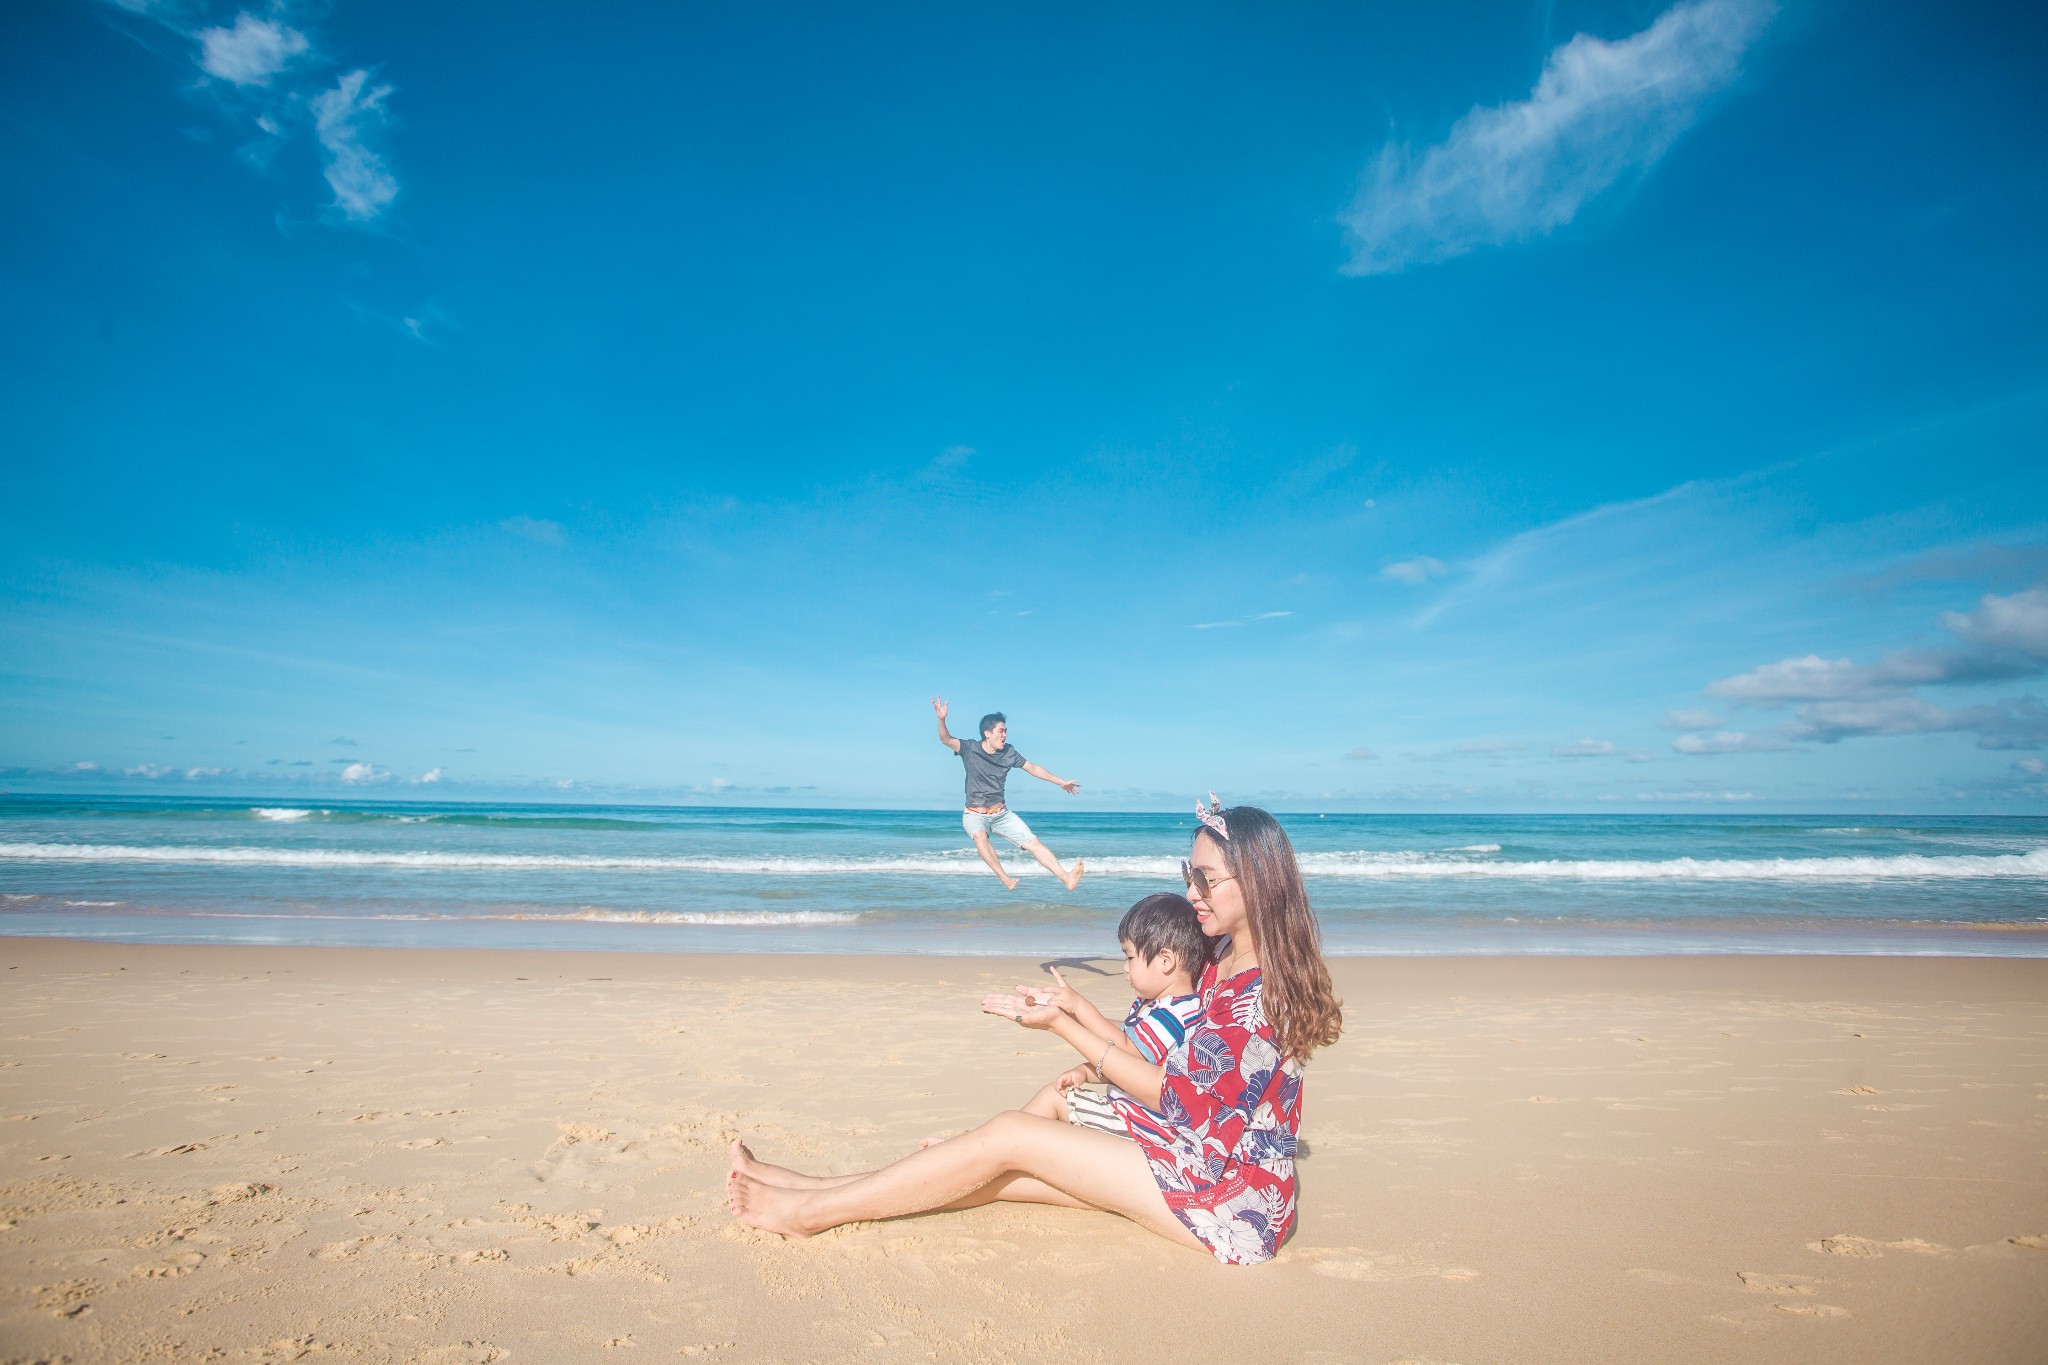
[
  {"xmin": 1631, "ymin": 789, "xmax": 1756, "ymax": 802},
  {"xmin": 2019, "ymin": 758, "xmax": 2047, "ymax": 777},
  {"xmin": 1552, "ymin": 737, "xmax": 1618, "ymax": 757},
  {"xmin": 1345, "ymin": 747, "xmax": 1377, "ymax": 761},
  {"xmin": 1781, "ymin": 696, "xmax": 1954, "ymax": 743},
  {"xmin": 1671, "ymin": 730, "xmax": 1788, "ymax": 754},
  {"xmin": 1380, "ymin": 556, "xmax": 1448, "ymax": 585},
  {"xmin": 1341, "ymin": 0, "xmax": 1773, "ymax": 275},
  {"xmin": 415, "ymin": 767, "xmax": 443, "ymax": 784},
  {"xmin": 1190, "ymin": 611, "xmax": 1294, "ymax": 630},
  {"xmin": 1706, "ymin": 654, "xmax": 1883, "ymax": 703},
  {"xmin": 184, "ymin": 766, "xmax": 224, "ymax": 780},
  {"xmin": 1662, "ymin": 708, "xmax": 1724, "ymax": 730},
  {"xmin": 68, "ymin": 760, "xmax": 100, "ymax": 772},
  {"xmin": 500, "ymin": 515, "xmax": 566, "ymax": 546},
  {"xmin": 1942, "ymin": 586, "xmax": 2048, "ymax": 658},
  {"xmin": 124, "ymin": 763, "xmax": 171, "ymax": 778},
  {"xmin": 1696, "ymin": 587, "xmax": 2048, "ymax": 749},
  {"xmin": 312, "ymin": 70, "xmax": 399, "ymax": 220},
  {"xmin": 111, "ymin": 3, "xmax": 402, "ymax": 226},
  {"xmin": 339, "ymin": 761, "xmax": 387, "ymax": 783},
  {"xmin": 197, "ymin": 13, "xmax": 309, "ymax": 87}
]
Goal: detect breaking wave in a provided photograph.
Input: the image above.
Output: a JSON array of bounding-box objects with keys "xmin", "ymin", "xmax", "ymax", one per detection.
[{"xmin": 3, "ymin": 841, "xmax": 2046, "ymax": 882}]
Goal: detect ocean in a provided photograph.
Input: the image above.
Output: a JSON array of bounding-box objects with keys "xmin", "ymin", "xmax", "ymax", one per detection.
[{"xmin": 1, "ymin": 796, "xmax": 2044, "ymax": 957}]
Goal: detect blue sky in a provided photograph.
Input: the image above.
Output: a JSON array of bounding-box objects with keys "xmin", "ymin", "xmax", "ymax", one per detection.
[{"xmin": 3, "ymin": 0, "xmax": 2046, "ymax": 811}]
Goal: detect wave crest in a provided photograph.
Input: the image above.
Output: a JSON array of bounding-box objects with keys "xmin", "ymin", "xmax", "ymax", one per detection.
[{"xmin": 2, "ymin": 841, "xmax": 2045, "ymax": 881}]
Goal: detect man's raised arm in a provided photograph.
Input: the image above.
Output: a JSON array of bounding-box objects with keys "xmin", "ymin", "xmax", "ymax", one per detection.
[
  {"xmin": 1021, "ymin": 761, "xmax": 1079, "ymax": 795},
  {"xmin": 931, "ymin": 696, "xmax": 962, "ymax": 753}
]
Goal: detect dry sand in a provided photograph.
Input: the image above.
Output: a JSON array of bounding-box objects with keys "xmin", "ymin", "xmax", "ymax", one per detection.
[{"xmin": 0, "ymin": 939, "xmax": 2043, "ymax": 1363}]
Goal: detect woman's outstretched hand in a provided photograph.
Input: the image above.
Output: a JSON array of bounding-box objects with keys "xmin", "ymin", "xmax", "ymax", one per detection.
[{"xmin": 981, "ymin": 990, "xmax": 1063, "ymax": 1030}]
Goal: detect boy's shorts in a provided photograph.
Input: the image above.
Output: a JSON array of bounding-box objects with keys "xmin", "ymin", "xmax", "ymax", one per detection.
[
  {"xmin": 962, "ymin": 808, "xmax": 1035, "ymax": 845},
  {"xmin": 1063, "ymin": 1085, "xmax": 1133, "ymax": 1140}
]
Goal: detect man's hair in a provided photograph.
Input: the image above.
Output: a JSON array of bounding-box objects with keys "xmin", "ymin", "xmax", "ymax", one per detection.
[
  {"xmin": 1117, "ymin": 892, "xmax": 1208, "ymax": 988},
  {"xmin": 978, "ymin": 712, "xmax": 1007, "ymax": 739}
]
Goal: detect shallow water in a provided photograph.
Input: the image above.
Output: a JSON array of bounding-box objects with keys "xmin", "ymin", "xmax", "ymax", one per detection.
[{"xmin": 1, "ymin": 797, "xmax": 2044, "ymax": 956}]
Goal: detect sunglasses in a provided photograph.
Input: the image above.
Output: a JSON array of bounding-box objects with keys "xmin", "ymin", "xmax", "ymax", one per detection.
[{"xmin": 1181, "ymin": 858, "xmax": 1236, "ymax": 901}]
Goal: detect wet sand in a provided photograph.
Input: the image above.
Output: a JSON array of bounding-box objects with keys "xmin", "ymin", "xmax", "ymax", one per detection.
[{"xmin": 1, "ymin": 939, "xmax": 2044, "ymax": 1363}]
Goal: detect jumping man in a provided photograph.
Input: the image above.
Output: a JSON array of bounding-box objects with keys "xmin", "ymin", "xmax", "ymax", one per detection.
[{"xmin": 930, "ymin": 698, "xmax": 1085, "ymax": 892}]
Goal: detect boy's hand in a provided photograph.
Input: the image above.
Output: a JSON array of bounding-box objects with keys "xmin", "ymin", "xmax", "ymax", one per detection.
[
  {"xmin": 1034, "ymin": 966, "xmax": 1082, "ymax": 1015},
  {"xmin": 981, "ymin": 991, "xmax": 1062, "ymax": 1030}
]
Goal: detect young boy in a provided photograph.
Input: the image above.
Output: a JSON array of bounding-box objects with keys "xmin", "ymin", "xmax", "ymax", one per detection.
[{"xmin": 1015, "ymin": 892, "xmax": 1209, "ymax": 1135}]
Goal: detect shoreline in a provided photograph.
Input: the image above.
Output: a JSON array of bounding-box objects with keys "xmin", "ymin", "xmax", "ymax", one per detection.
[{"xmin": 3, "ymin": 939, "xmax": 2044, "ymax": 1361}]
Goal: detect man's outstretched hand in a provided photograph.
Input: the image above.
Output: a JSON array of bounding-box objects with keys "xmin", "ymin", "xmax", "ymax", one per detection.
[
  {"xmin": 930, "ymin": 696, "xmax": 949, "ymax": 721},
  {"xmin": 1058, "ymin": 779, "xmax": 1080, "ymax": 795}
]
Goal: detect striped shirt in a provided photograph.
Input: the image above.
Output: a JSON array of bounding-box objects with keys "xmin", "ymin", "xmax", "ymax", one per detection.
[{"xmin": 1123, "ymin": 991, "xmax": 1205, "ymax": 1064}]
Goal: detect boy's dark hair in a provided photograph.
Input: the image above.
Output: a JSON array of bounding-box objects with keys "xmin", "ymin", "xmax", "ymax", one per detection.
[
  {"xmin": 1117, "ymin": 892, "xmax": 1209, "ymax": 988},
  {"xmin": 978, "ymin": 712, "xmax": 1007, "ymax": 739}
]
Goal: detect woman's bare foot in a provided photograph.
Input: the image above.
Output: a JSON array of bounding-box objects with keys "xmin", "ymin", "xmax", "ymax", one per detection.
[
  {"xmin": 1061, "ymin": 859, "xmax": 1086, "ymax": 892},
  {"xmin": 728, "ymin": 1170, "xmax": 819, "ymax": 1237},
  {"xmin": 730, "ymin": 1137, "xmax": 863, "ymax": 1189}
]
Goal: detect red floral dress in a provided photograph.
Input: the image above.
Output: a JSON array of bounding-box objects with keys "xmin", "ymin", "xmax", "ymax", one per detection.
[{"xmin": 1110, "ymin": 962, "xmax": 1304, "ymax": 1265}]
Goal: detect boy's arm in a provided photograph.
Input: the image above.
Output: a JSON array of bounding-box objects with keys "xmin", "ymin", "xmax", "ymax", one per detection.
[
  {"xmin": 983, "ymin": 993, "xmax": 1164, "ymax": 1108},
  {"xmin": 931, "ymin": 696, "xmax": 962, "ymax": 753},
  {"xmin": 1056, "ymin": 1016, "xmax": 1164, "ymax": 1108},
  {"xmin": 1019, "ymin": 760, "xmax": 1078, "ymax": 794}
]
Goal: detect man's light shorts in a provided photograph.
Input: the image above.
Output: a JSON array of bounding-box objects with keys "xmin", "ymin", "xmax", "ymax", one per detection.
[{"xmin": 962, "ymin": 808, "xmax": 1036, "ymax": 846}]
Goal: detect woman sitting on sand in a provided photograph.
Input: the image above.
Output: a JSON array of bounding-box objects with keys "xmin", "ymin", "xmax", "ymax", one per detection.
[{"xmin": 727, "ymin": 801, "xmax": 1344, "ymax": 1265}]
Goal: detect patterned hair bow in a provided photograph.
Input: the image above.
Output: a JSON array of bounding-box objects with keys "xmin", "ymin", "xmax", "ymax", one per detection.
[{"xmin": 1195, "ymin": 792, "xmax": 1229, "ymax": 839}]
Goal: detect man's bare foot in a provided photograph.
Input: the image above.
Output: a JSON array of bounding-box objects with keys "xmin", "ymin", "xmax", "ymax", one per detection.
[
  {"xmin": 1000, "ymin": 873, "xmax": 1020, "ymax": 891},
  {"xmin": 728, "ymin": 1171, "xmax": 819, "ymax": 1237},
  {"xmin": 1061, "ymin": 859, "xmax": 1085, "ymax": 892}
]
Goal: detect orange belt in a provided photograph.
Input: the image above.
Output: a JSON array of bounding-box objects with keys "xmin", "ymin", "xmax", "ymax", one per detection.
[{"xmin": 964, "ymin": 805, "xmax": 1007, "ymax": 815}]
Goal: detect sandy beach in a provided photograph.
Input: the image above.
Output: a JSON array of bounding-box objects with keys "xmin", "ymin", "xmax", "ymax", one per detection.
[{"xmin": 1, "ymin": 939, "xmax": 2043, "ymax": 1363}]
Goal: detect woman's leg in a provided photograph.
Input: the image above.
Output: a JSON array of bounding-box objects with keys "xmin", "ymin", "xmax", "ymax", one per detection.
[
  {"xmin": 731, "ymin": 1140, "xmax": 866, "ymax": 1190},
  {"xmin": 727, "ymin": 1110, "xmax": 1202, "ymax": 1252}
]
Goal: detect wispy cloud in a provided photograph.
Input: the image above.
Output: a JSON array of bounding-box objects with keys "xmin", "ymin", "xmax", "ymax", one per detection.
[
  {"xmin": 1694, "ymin": 587, "xmax": 2048, "ymax": 749},
  {"xmin": 1340, "ymin": 0, "xmax": 1774, "ymax": 275},
  {"xmin": 1379, "ymin": 556, "xmax": 1448, "ymax": 585},
  {"xmin": 311, "ymin": 69, "xmax": 398, "ymax": 221},
  {"xmin": 1662, "ymin": 709, "xmax": 1724, "ymax": 730},
  {"xmin": 1189, "ymin": 611, "xmax": 1294, "ymax": 630},
  {"xmin": 104, "ymin": 3, "xmax": 401, "ymax": 223},
  {"xmin": 197, "ymin": 12, "xmax": 308, "ymax": 86},
  {"xmin": 1344, "ymin": 746, "xmax": 1377, "ymax": 761},
  {"xmin": 1671, "ymin": 729, "xmax": 1789, "ymax": 754}
]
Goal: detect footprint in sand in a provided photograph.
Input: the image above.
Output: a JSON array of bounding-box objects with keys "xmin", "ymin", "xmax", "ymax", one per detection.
[
  {"xmin": 1774, "ymin": 1303, "xmax": 1850, "ymax": 1318},
  {"xmin": 532, "ymin": 1123, "xmax": 638, "ymax": 1185},
  {"xmin": 1738, "ymin": 1271, "xmax": 1815, "ymax": 1295},
  {"xmin": 1295, "ymin": 1247, "xmax": 1480, "ymax": 1282},
  {"xmin": 1833, "ymin": 1085, "xmax": 1881, "ymax": 1095},
  {"xmin": 206, "ymin": 1182, "xmax": 272, "ymax": 1204},
  {"xmin": 396, "ymin": 1137, "xmax": 447, "ymax": 1150},
  {"xmin": 1811, "ymin": 1233, "xmax": 1948, "ymax": 1258},
  {"xmin": 134, "ymin": 1250, "xmax": 205, "ymax": 1278}
]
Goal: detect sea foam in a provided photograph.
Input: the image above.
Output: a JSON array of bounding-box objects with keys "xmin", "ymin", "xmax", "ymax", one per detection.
[{"xmin": 3, "ymin": 841, "xmax": 2045, "ymax": 882}]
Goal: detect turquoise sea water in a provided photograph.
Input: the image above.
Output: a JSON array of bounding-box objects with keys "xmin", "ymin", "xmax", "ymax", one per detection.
[{"xmin": 2, "ymin": 796, "xmax": 2045, "ymax": 956}]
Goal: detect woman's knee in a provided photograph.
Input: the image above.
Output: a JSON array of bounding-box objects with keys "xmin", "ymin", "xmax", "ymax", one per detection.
[{"xmin": 978, "ymin": 1109, "xmax": 1041, "ymax": 1154}]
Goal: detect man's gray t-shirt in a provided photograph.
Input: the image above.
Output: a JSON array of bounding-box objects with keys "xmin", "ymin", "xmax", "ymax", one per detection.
[{"xmin": 960, "ymin": 742, "xmax": 1026, "ymax": 808}]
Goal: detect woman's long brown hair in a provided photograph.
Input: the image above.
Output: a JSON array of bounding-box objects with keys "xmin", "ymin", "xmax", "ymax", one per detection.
[{"xmin": 1205, "ymin": 805, "xmax": 1343, "ymax": 1064}]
